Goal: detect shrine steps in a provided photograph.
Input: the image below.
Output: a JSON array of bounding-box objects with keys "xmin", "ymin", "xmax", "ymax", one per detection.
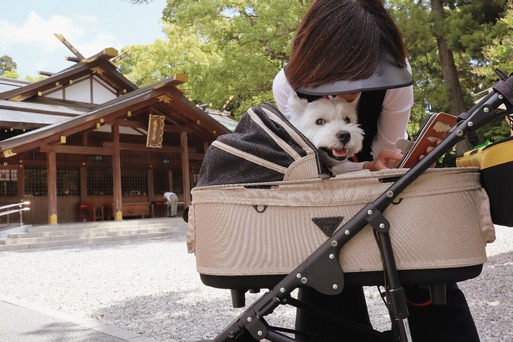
[{"xmin": 0, "ymin": 217, "xmax": 186, "ymax": 252}]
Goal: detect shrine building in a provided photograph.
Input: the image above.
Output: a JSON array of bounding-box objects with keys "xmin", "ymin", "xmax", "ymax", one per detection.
[{"xmin": 0, "ymin": 45, "xmax": 234, "ymax": 224}]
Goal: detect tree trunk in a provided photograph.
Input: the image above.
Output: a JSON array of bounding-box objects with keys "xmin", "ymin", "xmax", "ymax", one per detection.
[{"xmin": 431, "ymin": 0, "xmax": 472, "ymax": 154}]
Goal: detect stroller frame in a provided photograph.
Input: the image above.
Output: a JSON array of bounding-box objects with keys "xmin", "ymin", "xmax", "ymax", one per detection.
[{"xmin": 206, "ymin": 72, "xmax": 513, "ymax": 341}]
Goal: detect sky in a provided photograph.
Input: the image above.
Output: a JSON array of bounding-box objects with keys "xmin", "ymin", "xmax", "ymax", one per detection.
[{"xmin": 0, "ymin": 0, "xmax": 168, "ymax": 78}]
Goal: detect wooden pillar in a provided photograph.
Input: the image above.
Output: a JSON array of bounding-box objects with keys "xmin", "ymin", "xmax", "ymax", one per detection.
[
  {"xmin": 80, "ymin": 164, "xmax": 87, "ymax": 203},
  {"xmin": 17, "ymin": 164, "xmax": 25, "ymax": 201},
  {"xmin": 112, "ymin": 125, "xmax": 123, "ymax": 220},
  {"xmin": 147, "ymin": 168, "xmax": 154, "ymax": 199},
  {"xmin": 47, "ymin": 151, "xmax": 58, "ymax": 224},
  {"xmin": 180, "ymin": 131, "xmax": 191, "ymax": 207},
  {"xmin": 80, "ymin": 131, "xmax": 88, "ymax": 203}
]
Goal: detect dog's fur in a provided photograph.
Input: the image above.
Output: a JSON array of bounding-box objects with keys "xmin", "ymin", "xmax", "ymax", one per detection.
[{"xmin": 288, "ymin": 96, "xmax": 364, "ymax": 173}]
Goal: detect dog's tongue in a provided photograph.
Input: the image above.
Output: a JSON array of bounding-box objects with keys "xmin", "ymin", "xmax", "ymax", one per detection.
[{"xmin": 332, "ymin": 148, "xmax": 348, "ymax": 158}]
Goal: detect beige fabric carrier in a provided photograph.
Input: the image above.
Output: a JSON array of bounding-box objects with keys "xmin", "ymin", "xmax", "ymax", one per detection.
[{"xmin": 188, "ymin": 167, "xmax": 495, "ymax": 278}]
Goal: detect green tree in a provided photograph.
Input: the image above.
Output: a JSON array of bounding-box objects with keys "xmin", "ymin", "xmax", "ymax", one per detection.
[
  {"xmin": 474, "ymin": 2, "xmax": 513, "ymax": 83},
  {"xmin": 472, "ymin": 2, "xmax": 513, "ymax": 141},
  {"xmin": 0, "ymin": 55, "xmax": 17, "ymax": 76},
  {"xmin": 120, "ymin": 0, "xmax": 511, "ymax": 140},
  {"xmin": 441, "ymin": 0, "xmax": 510, "ymax": 145},
  {"xmin": 389, "ymin": 0, "xmax": 509, "ymax": 145},
  {"xmin": 119, "ymin": 0, "xmax": 311, "ymax": 117}
]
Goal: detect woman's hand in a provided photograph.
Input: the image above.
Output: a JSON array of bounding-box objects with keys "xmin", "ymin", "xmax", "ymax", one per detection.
[{"xmin": 363, "ymin": 149, "xmax": 404, "ymax": 171}]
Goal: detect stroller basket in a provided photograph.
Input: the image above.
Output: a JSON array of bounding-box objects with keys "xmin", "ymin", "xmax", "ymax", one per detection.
[{"xmin": 188, "ymin": 168, "xmax": 494, "ymax": 307}]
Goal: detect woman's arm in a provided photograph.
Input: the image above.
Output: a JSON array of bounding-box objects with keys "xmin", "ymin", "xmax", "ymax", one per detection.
[
  {"xmin": 272, "ymin": 68, "xmax": 293, "ymax": 118},
  {"xmin": 371, "ymin": 84, "xmax": 414, "ymax": 157}
]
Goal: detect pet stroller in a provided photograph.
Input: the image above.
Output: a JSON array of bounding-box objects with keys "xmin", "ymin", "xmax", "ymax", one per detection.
[{"xmin": 186, "ymin": 71, "xmax": 513, "ymax": 341}]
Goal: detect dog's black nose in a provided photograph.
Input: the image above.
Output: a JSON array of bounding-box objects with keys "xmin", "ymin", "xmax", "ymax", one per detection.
[{"xmin": 337, "ymin": 131, "xmax": 351, "ymax": 145}]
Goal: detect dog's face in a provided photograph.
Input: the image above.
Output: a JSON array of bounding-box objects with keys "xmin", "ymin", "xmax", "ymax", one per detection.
[{"xmin": 288, "ymin": 96, "xmax": 364, "ymax": 168}]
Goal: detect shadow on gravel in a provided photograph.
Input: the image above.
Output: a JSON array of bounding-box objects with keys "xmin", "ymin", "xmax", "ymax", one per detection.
[
  {"xmin": 460, "ymin": 250, "xmax": 513, "ymax": 341},
  {"xmin": 90, "ymin": 288, "xmax": 266, "ymax": 342},
  {"xmin": 22, "ymin": 322, "xmax": 125, "ymax": 342}
]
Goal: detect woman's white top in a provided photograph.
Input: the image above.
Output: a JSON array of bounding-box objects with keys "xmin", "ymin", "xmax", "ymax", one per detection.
[{"xmin": 272, "ymin": 64, "xmax": 414, "ymax": 172}]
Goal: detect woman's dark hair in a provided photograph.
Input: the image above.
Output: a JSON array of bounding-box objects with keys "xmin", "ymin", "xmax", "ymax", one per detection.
[{"xmin": 286, "ymin": 0, "xmax": 407, "ymax": 90}]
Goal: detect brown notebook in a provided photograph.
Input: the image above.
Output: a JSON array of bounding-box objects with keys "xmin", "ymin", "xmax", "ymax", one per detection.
[{"xmin": 398, "ymin": 112, "xmax": 457, "ymax": 168}]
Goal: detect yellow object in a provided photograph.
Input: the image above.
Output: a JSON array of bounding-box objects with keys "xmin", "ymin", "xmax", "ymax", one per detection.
[
  {"xmin": 456, "ymin": 138, "xmax": 513, "ymax": 169},
  {"xmin": 49, "ymin": 214, "xmax": 58, "ymax": 224},
  {"xmin": 456, "ymin": 136, "xmax": 513, "ymax": 227}
]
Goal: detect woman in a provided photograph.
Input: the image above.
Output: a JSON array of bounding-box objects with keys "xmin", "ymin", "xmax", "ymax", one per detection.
[
  {"xmin": 274, "ymin": 0, "xmax": 413, "ymax": 173},
  {"xmin": 273, "ymin": 0, "xmax": 480, "ymax": 341}
]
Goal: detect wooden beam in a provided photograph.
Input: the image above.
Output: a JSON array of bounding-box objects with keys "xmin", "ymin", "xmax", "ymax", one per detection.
[
  {"xmin": 66, "ymin": 56, "xmax": 80, "ymax": 63},
  {"xmin": 40, "ymin": 142, "xmax": 205, "ymax": 161},
  {"xmin": 101, "ymin": 142, "xmax": 205, "ymax": 160},
  {"xmin": 38, "ymin": 70, "xmax": 55, "ymax": 77},
  {"xmin": 83, "ymin": 47, "xmax": 118, "ymax": 63},
  {"xmin": 103, "ymin": 142, "xmax": 178, "ymax": 153},
  {"xmin": 40, "ymin": 145, "xmax": 114, "ymax": 155},
  {"xmin": 54, "ymin": 33, "xmax": 85, "ymax": 61},
  {"xmin": 114, "ymin": 119, "xmax": 193, "ymax": 134}
]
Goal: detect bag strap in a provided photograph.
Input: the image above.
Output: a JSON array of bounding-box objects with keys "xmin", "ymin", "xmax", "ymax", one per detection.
[
  {"xmin": 249, "ymin": 108, "xmax": 304, "ymax": 160},
  {"xmin": 260, "ymin": 106, "xmax": 316, "ymax": 156},
  {"xmin": 212, "ymin": 140, "xmax": 288, "ymax": 174},
  {"xmin": 210, "ymin": 105, "xmax": 317, "ymax": 176},
  {"xmin": 354, "ymin": 90, "xmax": 386, "ymax": 162}
]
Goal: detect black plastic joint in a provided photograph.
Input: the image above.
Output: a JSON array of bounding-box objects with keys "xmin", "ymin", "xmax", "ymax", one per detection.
[
  {"xmin": 388, "ymin": 287, "xmax": 409, "ymax": 320},
  {"xmin": 365, "ymin": 205, "xmax": 390, "ymax": 233}
]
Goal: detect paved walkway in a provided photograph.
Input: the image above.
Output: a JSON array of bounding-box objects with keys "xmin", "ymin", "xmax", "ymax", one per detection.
[
  {"xmin": 0, "ymin": 295, "xmax": 160, "ymax": 342},
  {"xmin": 0, "ymin": 217, "xmax": 190, "ymax": 341}
]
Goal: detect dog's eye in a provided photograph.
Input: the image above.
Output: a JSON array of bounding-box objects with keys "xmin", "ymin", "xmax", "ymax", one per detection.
[
  {"xmin": 316, "ymin": 119, "xmax": 326, "ymax": 125},
  {"xmin": 345, "ymin": 118, "xmax": 351, "ymax": 124}
]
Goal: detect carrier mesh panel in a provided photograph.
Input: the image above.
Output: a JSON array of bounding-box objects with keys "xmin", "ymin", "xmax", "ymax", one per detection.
[{"xmin": 197, "ymin": 103, "xmax": 325, "ymax": 186}]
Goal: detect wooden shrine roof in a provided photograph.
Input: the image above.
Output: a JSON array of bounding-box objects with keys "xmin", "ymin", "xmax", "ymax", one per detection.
[
  {"xmin": 0, "ymin": 48, "xmax": 232, "ymax": 159},
  {"xmin": 0, "ymin": 74, "xmax": 230, "ymax": 158}
]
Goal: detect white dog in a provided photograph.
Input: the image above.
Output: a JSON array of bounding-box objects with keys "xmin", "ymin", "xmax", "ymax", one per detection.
[{"xmin": 287, "ymin": 96, "xmax": 364, "ymax": 173}]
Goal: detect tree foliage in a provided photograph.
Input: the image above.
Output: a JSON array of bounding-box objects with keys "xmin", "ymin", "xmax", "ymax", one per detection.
[
  {"xmin": 119, "ymin": 0, "xmax": 311, "ymax": 116},
  {"xmin": 472, "ymin": 1, "xmax": 513, "ymax": 140},
  {"xmin": 120, "ymin": 0, "xmax": 512, "ymax": 144},
  {"xmin": 474, "ymin": 2, "xmax": 513, "ymax": 82},
  {"xmin": 388, "ymin": 0, "xmax": 509, "ymax": 143},
  {"xmin": 0, "ymin": 55, "xmax": 17, "ymax": 76}
]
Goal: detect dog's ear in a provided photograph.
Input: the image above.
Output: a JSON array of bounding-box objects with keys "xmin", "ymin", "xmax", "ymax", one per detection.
[{"xmin": 288, "ymin": 95, "xmax": 309, "ymax": 114}]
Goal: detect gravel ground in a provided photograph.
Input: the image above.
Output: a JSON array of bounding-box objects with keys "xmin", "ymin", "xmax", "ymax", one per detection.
[{"xmin": 0, "ymin": 225, "xmax": 511, "ymax": 341}]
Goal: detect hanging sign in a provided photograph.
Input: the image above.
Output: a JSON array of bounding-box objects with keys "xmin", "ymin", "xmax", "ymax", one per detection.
[{"xmin": 146, "ymin": 114, "xmax": 166, "ymax": 148}]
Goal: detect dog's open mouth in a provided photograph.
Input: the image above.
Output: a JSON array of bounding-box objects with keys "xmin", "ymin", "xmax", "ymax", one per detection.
[{"xmin": 321, "ymin": 147, "xmax": 349, "ymax": 161}]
